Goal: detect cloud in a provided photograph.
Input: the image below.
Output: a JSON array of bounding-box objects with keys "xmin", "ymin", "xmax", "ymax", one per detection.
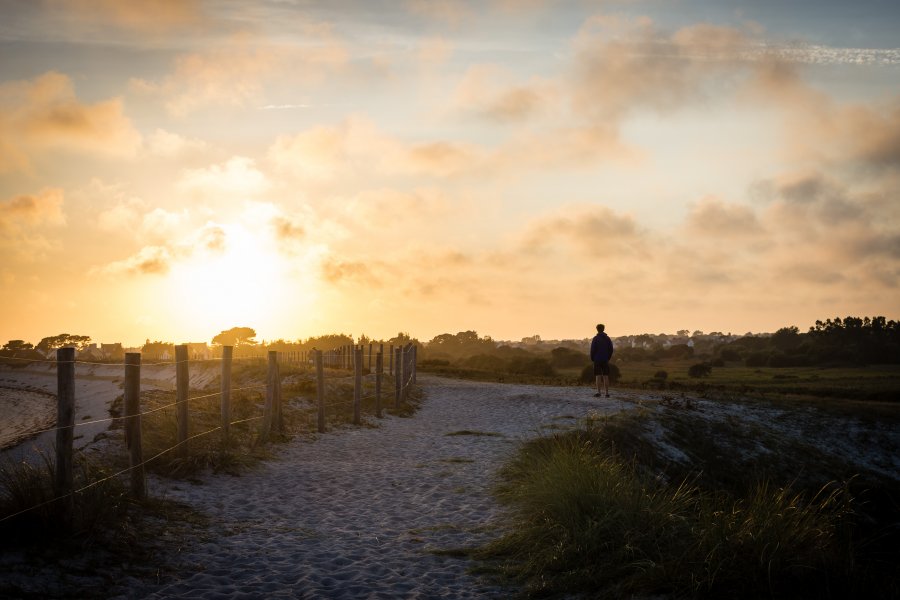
[
  {"xmin": 47, "ymin": 0, "xmax": 205, "ymax": 34},
  {"xmin": 0, "ymin": 188, "xmax": 66, "ymax": 260},
  {"xmin": 178, "ymin": 156, "xmax": 270, "ymax": 199},
  {"xmin": 0, "ymin": 188, "xmax": 65, "ymax": 229},
  {"xmin": 453, "ymin": 64, "xmax": 557, "ymax": 122},
  {"xmin": 145, "ymin": 128, "xmax": 209, "ymax": 158},
  {"xmin": 519, "ymin": 204, "xmax": 647, "ymax": 259},
  {"xmin": 132, "ymin": 31, "xmax": 348, "ymax": 116},
  {"xmin": 268, "ymin": 116, "xmax": 482, "ymax": 180},
  {"xmin": 407, "ymin": 0, "xmax": 472, "ymax": 25},
  {"xmin": 320, "ymin": 257, "xmax": 381, "ymax": 287},
  {"xmin": 685, "ymin": 197, "xmax": 763, "ymax": 237},
  {"xmin": 0, "ymin": 72, "xmax": 141, "ymax": 173},
  {"xmin": 570, "ymin": 17, "xmax": 751, "ymax": 123},
  {"xmin": 99, "ymin": 245, "xmax": 174, "ymax": 276}
]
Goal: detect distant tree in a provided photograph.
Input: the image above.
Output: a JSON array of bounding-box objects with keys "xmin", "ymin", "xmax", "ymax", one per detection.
[
  {"xmin": 771, "ymin": 326, "xmax": 802, "ymax": 352},
  {"xmin": 550, "ymin": 347, "xmax": 590, "ymax": 368},
  {"xmin": 142, "ymin": 340, "xmax": 175, "ymax": 359},
  {"xmin": 36, "ymin": 334, "xmax": 92, "ymax": 354},
  {"xmin": 3, "ymin": 340, "xmax": 33, "ymax": 351},
  {"xmin": 212, "ymin": 327, "xmax": 257, "ymax": 347}
]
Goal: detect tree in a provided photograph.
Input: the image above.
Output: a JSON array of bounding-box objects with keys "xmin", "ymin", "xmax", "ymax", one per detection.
[
  {"xmin": 36, "ymin": 334, "xmax": 92, "ymax": 354},
  {"xmin": 212, "ymin": 327, "xmax": 257, "ymax": 347},
  {"xmin": 771, "ymin": 326, "xmax": 801, "ymax": 351},
  {"xmin": 142, "ymin": 340, "xmax": 175, "ymax": 359},
  {"xmin": 3, "ymin": 340, "xmax": 33, "ymax": 351}
]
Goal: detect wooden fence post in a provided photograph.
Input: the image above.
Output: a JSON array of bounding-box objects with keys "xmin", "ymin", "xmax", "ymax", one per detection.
[
  {"xmin": 175, "ymin": 344, "xmax": 189, "ymax": 457},
  {"xmin": 389, "ymin": 344, "xmax": 394, "ymax": 376},
  {"xmin": 316, "ymin": 350, "xmax": 326, "ymax": 433},
  {"xmin": 412, "ymin": 345, "xmax": 417, "ymax": 384},
  {"xmin": 55, "ymin": 347, "xmax": 75, "ymax": 521},
  {"xmin": 375, "ymin": 352, "xmax": 383, "ymax": 418},
  {"xmin": 368, "ymin": 343, "xmax": 372, "ymax": 370},
  {"xmin": 395, "ymin": 347, "xmax": 402, "ymax": 408},
  {"xmin": 261, "ymin": 350, "xmax": 282, "ymax": 440},
  {"xmin": 353, "ymin": 348, "xmax": 362, "ymax": 425},
  {"xmin": 124, "ymin": 352, "xmax": 145, "ymax": 499},
  {"xmin": 221, "ymin": 345, "xmax": 232, "ymax": 444}
]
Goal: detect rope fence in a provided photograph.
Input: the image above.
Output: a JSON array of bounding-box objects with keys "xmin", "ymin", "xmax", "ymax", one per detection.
[{"xmin": 0, "ymin": 342, "xmax": 419, "ymax": 527}]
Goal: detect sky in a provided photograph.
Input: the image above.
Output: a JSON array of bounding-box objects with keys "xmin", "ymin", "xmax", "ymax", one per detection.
[{"xmin": 1, "ymin": 0, "xmax": 899, "ymax": 346}]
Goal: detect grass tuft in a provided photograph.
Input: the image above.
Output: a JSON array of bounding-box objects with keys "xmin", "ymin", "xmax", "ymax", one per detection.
[{"xmin": 477, "ymin": 422, "xmax": 896, "ymax": 599}]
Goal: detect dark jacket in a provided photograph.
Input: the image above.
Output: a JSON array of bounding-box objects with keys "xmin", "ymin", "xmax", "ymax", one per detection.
[{"xmin": 590, "ymin": 333, "xmax": 614, "ymax": 363}]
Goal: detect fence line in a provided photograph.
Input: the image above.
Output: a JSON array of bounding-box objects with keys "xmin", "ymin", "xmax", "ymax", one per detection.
[{"xmin": 2, "ymin": 343, "xmax": 418, "ymax": 526}]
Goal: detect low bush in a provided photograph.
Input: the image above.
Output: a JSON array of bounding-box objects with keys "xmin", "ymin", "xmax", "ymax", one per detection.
[
  {"xmin": 579, "ymin": 363, "xmax": 621, "ymax": 384},
  {"xmin": 478, "ymin": 427, "xmax": 868, "ymax": 599},
  {"xmin": 688, "ymin": 362, "xmax": 713, "ymax": 378}
]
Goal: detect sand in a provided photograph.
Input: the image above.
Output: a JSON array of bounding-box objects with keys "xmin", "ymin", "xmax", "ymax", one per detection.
[
  {"xmin": 2, "ymin": 365, "xmax": 897, "ymax": 598},
  {"xmin": 115, "ymin": 376, "xmax": 625, "ymax": 599}
]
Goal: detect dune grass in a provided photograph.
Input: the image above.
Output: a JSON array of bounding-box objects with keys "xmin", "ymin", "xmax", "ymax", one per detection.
[{"xmin": 477, "ymin": 419, "xmax": 898, "ymax": 599}]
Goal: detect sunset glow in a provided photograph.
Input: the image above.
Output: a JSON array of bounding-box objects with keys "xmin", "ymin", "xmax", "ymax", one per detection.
[{"xmin": 1, "ymin": 1, "xmax": 898, "ymax": 346}]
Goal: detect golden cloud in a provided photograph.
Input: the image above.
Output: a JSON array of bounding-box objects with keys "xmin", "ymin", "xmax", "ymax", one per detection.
[
  {"xmin": 268, "ymin": 116, "xmax": 482, "ymax": 180},
  {"xmin": 571, "ymin": 16, "xmax": 750, "ymax": 122},
  {"xmin": 48, "ymin": 0, "xmax": 205, "ymax": 33},
  {"xmin": 0, "ymin": 72, "xmax": 141, "ymax": 173},
  {"xmin": 133, "ymin": 32, "xmax": 348, "ymax": 117},
  {"xmin": 453, "ymin": 64, "xmax": 558, "ymax": 122}
]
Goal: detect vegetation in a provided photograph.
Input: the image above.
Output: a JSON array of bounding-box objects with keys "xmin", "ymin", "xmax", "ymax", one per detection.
[
  {"xmin": 476, "ymin": 415, "xmax": 899, "ymax": 599},
  {"xmin": 417, "ymin": 319, "xmax": 900, "ymax": 402}
]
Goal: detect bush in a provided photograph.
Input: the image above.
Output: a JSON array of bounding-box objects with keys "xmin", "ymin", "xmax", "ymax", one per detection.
[
  {"xmin": 688, "ymin": 362, "xmax": 712, "ymax": 378},
  {"xmin": 579, "ymin": 363, "xmax": 621, "ymax": 384},
  {"xmin": 550, "ymin": 347, "xmax": 590, "ymax": 368},
  {"xmin": 478, "ymin": 427, "xmax": 857, "ymax": 599},
  {"xmin": 745, "ymin": 351, "xmax": 770, "ymax": 368},
  {"xmin": 420, "ymin": 359, "xmax": 450, "ymax": 367},
  {"xmin": 653, "ymin": 370, "xmax": 668, "ymax": 380},
  {"xmin": 507, "ymin": 357, "xmax": 555, "ymax": 377},
  {"xmin": 719, "ymin": 348, "xmax": 742, "ymax": 362},
  {"xmin": 461, "ymin": 354, "xmax": 506, "ymax": 371}
]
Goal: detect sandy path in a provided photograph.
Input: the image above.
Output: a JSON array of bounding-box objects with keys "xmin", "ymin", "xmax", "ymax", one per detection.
[{"xmin": 118, "ymin": 376, "xmax": 623, "ymax": 599}]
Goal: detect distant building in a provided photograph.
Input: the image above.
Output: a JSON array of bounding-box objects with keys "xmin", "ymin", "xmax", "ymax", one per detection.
[
  {"xmin": 186, "ymin": 342, "xmax": 211, "ymax": 360},
  {"xmin": 100, "ymin": 343, "xmax": 124, "ymax": 361}
]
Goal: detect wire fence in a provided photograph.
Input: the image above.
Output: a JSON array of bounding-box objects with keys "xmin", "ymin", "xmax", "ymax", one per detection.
[{"xmin": 0, "ymin": 343, "xmax": 419, "ymax": 527}]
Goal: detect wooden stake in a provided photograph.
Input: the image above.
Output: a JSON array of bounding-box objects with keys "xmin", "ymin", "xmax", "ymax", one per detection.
[
  {"xmin": 316, "ymin": 350, "xmax": 326, "ymax": 433},
  {"xmin": 375, "ymin": 352, "xmax": 383, "ymax": 418},
  {"xmin": 221, "ymin": 345, "xmax": 232, "ymax": 444},
  {"xmin": 353, "ymin": 348, "xmax": 362, "ymax": 425},
  {"xmin": 175, "ymin": 344, "xmax": 189, "ymax": 457},
  {"xmin": 55, "ymin": 347, "xmax": 75, "ymax": 520},
  {"xmin": 124, "ymin": 352, "xmax": 145, "ymax": 499}
]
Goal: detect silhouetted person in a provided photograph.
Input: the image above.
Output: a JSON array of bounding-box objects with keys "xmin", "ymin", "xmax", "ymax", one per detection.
[{"xmin": 590, "ymin": 323, "xmax": 614, "ymax": 397}]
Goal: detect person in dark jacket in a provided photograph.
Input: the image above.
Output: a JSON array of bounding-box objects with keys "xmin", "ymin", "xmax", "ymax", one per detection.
[{"xmin": 590, "ymin": 323, "xmax": 614, "ymax": 397}]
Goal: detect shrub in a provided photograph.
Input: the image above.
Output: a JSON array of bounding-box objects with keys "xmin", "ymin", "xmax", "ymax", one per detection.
[
  {"xmin": 745, "ymin": 351, "xmax": 770, "ymax": 368},
  {"xmin": 653, "ymin": 370, "xmax": 668, "ymax": 380},
  {"xmin": 478, "ymin": 427, "xmax": 859, "ymax": 599},
  {"xmin": 579, "ymin": 363, "xmax": 621, "ymax": 384},
  {"xmin": 550, "ymin": 347, "xmax": 590, "ymax": 368},
  {"xmin": 420, "ymin": 359, "xmax": 450, "ymax": 367},
  {"xmin": 688, "ymin": 362, "xmax": 712, "ymax": 378},
  {"xmin": 507, "ymin": 357, "xmax": 555, "ymax": 377},
  {"xmin": 719, "ymin": 348, "xmax": 742, "ymax": 362},
  {"xmin": 461, "ymin": 354, "xmax": 506, "ymax": 371}
]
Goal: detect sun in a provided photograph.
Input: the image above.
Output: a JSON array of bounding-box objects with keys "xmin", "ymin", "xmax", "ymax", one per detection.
[{"xmin": 162, "ymin": 223, "xmax": 306, "ymax": 340}]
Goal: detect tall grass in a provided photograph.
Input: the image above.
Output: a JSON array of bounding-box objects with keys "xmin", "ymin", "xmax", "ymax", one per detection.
[
  {"xmin": 0, "ymin": 450, "xmax": 131, "ymax": 543},
  {"xmin": 478, "ymin": 425, "xmax": 889, "ymax": 599}
]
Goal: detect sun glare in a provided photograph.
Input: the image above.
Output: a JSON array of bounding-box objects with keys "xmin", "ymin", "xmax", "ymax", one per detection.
[{"xmin": 164, "ymin": 224, "xmax": 296, "ymax": 338}]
